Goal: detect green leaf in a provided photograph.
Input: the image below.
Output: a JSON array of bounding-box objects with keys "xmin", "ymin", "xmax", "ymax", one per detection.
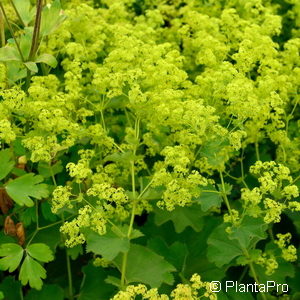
[
  {"xmin": 256, "ymin": 257, "xmax": 295, "ymax": 285},
  {"xmin": 207, "ymin": 223, "xmax": 243, "ymax": 267},
  {"xmin": 148, "ymin": 238, "xmax": 188, "ymax": 272},
  {"xmin": 200, "ymin": 137, "xmax": 230, "ymax": 168},
  {"xmin": 24, "ymin": 62, "xmax": 38, "ymax": 73},
  {"xmin": 24, "ymin": 284, "xmax": 64, "ymax": 300},
  {"xmin": 19, "ymin": 256, "xmax": 46, "ymax": 290},
  {"xmin": 26, "ymin": 243, "xmax": 54, "ymax": 263},
  {"xmin": 35, "ymin": 54, "xmax": 57, "ymax": 68},
  {"xmin": 38, "ymin": 161, "xmax": 63, "ymax": 178},
  {"xmin": 6, "ymin": 173, "xmax": 49, "ymax": 207},
  {"xmin": 195, "ymin": 184, "xmax": 222, "ymax": 212},
  {"xmin": 40, "ymin": 0, "xmax": 66, "ymax": 36},
  {"xmin": 19, "ymin": 29, "xmax": 33, "ymax": 60},
  {"xmin": 41, "ymin": 202, "xmax": 57, "ymax": 222},
  {"xmin": 0, "ymin": 276, "xmax": 22, "ymax": 300},
  {"xmin": 78, "ymin": 263, "xmax": 115, "ymax": 300},
  {"xmin": 11, "ymin": 167, "xmax": 27, "ymax": 177},
  {"xmin": 183, "ymin": 217, "xmax": 226, "ymax": 280},
  {"xmin": 0, "ymin": 231, "xmax": 16, "ymax": 245},
  {"xmin": 13, "ymin": 0, "xmax": 35, "ymax": 26},
  {"xmin": 229, "ymin": 216, "xmax": 267, "ymax": 249},
  {"xmin": 105, "ymin": 276, "xmax": 121, "ymax": 288},
  {"xmin": 67, "ymin": 245, "xmax": 83, "ymax": 260},
  {"xmin": 0, "ymin": 149, "xmax": 14, "ymax": 181},
  {"xmin": 19, "ymin": 206, "xmax": 36, "ymax": 226},
  {"xmin": 32, "ymin": 225, "xmax": 61, "ymax": 252},
  {"xmin": 154, "ymin": 204, "xmax": 205, "ymax": 233},
  {"xmin": 114, "ymin": 225, "xmax": 144, "ymax": 240},
  {"xmin": 6, "ymin": 61, "xmax": 27, "ymax": 84},
  {"xmin": 86, "ymin": 229, "xmax": 130, "ymax": 260},
  {"xmin": 114, "ymin": 243, "xmax": 176, "ymax": 287},
  {"xmin": 0, "ymin": 46, "xmax": 21, "ymax": 62},
  {"xmin": 12, "ymin": 138, "xmax": 26, "ymax": 156},
  {"xmin": 104, "ymin": 151, "xmax": 136, "ymax": 165},
  {"xmin": 0, "ymin": 243, "xmax": 24, "ymax": 272}
]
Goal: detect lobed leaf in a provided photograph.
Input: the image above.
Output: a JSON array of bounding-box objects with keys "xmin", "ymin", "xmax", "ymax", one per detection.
[
  {"xmin": 0, "ymin": 243, "xmax": 24, "ymax": 272},
  {"xmin": 5, "ymin": 173, "xmax": 49, "ymax": 207}
]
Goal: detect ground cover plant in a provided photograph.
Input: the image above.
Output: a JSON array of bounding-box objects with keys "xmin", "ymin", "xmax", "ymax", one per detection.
[{"xmin": 0, "ymin": 0, "xmax": 299, "ymax": 299}]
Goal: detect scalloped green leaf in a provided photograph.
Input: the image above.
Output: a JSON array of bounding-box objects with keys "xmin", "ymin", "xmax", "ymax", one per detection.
[
  {"xmin": 0, "ymin": 149, "xmax": 14, "ymax": 181},
  {"xmin": 154, "ymin": 204, "xmax": 205, "ymax": 233},
  {"xmin": 114, "ymin": 244, "xmax": 176, "ymax": 288},
  {"xmin": 27, "ymin": 243, "xmax": 54, "ymax": 263},
  {"xmin": 6, "ymin": 173, "xmax": 49, "ymax": 207},
  {"xmin": 0, "ymin": 243, "xmax": 24, "ymax": 272},
  {"xmin": 19, "ymin": 256, "xmax": 46, "ymax": 290}
]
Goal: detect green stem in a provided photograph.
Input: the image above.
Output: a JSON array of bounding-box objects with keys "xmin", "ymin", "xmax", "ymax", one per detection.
[
  {"xmin": 0, "ymin": 3, "xmax": 24, "ymax": 61},
  {"xmin": 66, "ymin": 249, "xmax": 74, "ymax": 300},
  {"xmin": 120, "ymin": 161, "xmax": 136, "ymax": 289},
  {"xmin": 137, "ymin": 176, "xmax": 155, "ymax": 199},
  {"xmin": 9, "ymin": 0, "xmax": 25, "ymax": 27},
  {"xmin": 29, "ymin": 0, "xmax": 43, "ymax": 61},
  {"xmin": 219, "ymin": 170, "xmax": 233, "ymax": 220},
  {"xmin": 286, "ymin": 98, "xmax": 299, "ymax": 134},
  {"xmin": 25, "ymin": 0, "xmax": 43, "ymax": 91},
  {"xmin": 292, "ymin": 174, "xmax": 300, "ymax": 184},
  {"xmin": 255, "ymin": 142, "xmax": 260, "ymax": 161},
  {"xmin": 62, "ymin": 214, "xmax": 74, "ymax": 300},
  {"xmin": 243, "ymin": 249, "xmax": 267, "ymax": 300},
  {"xmin": 237, "ymin": 266, "xmax": 248, "ymax": 285},
  {"xmin": 0, "ymin": 9, "xmax": 5, "ymax": 47},
  {"xmin": 49, "ymin": 161, "xmax": 57, "ymax": 187}
]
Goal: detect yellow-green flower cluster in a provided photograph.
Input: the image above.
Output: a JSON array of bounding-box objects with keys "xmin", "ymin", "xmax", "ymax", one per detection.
[
  {"xmin": 60, "ymin": 205, "xmax": 107, "ymax": 247},
  {"xmin": 66, "ymin": 150, "xmax": 94, "ymax": 183},
  {"xmin": 243, "ymin": 161, "xmax": 300, "ymax": 223},
  {"xmin": 0, "ymin": 119, "xmax": 16, "ymax": 144},
  {"xmin": 223, "ymin": 209, "xmax": 241, "ymax": 233},
  {"xmin": 111, "ymin": 274, "xmax": 217, "ymax": 300},
  {"xmin": 257, "ymin": 252, "xmax": 279, "ymax": 275},
  {"xmin": 275, "ymin": 233, "xmax": 297, "ymax": 262},
  {"xmin": 93, "ymin": 257, "xmax": 111, "ymax": 268},
  {"xmin": 250, "ymin": 161, "xmax": 292, "ymax": 194},
  {"xmin": 51, "ymin": 186, "xmax": 73, "ymax": 213},
  {"xmin": 263, "ymin": 198, "xmax": 285, "ymax": 224}
]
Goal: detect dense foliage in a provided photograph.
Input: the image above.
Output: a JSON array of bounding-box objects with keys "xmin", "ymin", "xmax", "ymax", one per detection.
[{"xmin": 0, "ymin": 0, "xmax": 299, "ymax": 299}]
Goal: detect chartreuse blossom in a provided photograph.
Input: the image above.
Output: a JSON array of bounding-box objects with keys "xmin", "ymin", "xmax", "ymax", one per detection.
[
  {"xmin": 112, "ymin": 274, "xmax": 217, "ymax": 300},
  {"xmin": 60, "ymin": 205, "xmax": 107, "ymax": 247},
  {"xmin": 66, "ymin": 150, "xmax": 94, "ymax": 183},
  {"xmin": 275, "ymin": 233, "xmax": 297, "ymax": 262},
  {"xmin": 238, "ymin": 161, "xmax": 300, "ymax": 223},
  {"xmin": 257, "ymin": 252, "xmax": 279, "ymax": 276},
  {"xmin": 51, "ymin": 186, "xmax": 73, "ymax": 213}
]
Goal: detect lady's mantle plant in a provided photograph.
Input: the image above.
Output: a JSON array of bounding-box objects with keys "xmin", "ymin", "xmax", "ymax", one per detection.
[{"xmin": 0, "ymin": 0, "xmax": 299, "ymax": 299}]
